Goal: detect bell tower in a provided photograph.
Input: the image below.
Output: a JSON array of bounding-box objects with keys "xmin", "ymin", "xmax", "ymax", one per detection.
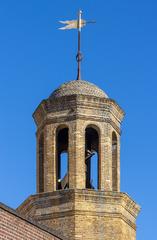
[
  {"xmin": 17, "ymin": 10, "xmax": 140, "ymax": 240},
  {"xmin": 17, "ymin": 80, "xmax": 140, "ymax": 240},
  {"xmin": 35, "ymin": 79, "xmax": 124, "ymax": 194},
  {"xmin": 35, "ymin": 79, "xmax": 122, "ymax": 193}
]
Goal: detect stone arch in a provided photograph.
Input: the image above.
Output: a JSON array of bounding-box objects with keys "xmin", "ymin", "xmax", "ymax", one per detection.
[
  {"xmin": 112, "ymin": 131, "xmax": 118, "ymax": 191},
  {"xmin": 85, "ymin": 125, "xmax": 100, "ymax": 189},
  {"xmin": 38, "ymin": 132, "xmax": 44, "ymax": 192},
  {"xmin": 56, "ymin": 126, "xmax": 69, "ymax": 190},
  {"xmin": 83, "ymin": 123, "xmax": 101, "ymax": 137}
]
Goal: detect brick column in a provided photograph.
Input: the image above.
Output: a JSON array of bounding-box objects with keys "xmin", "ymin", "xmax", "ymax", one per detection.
[
  {"xmin": 69, "ymin": 120, "xmax": 85, "ymax": 189},
  {"xmin": 44, "ymin": 124, "xmax": 56, "ymax": 192},
  {"xmin": 36, "ymin": 133, "xmax": 39, "ymax": 193},
  {"xmin": 103, "ymin": 124, "xmax": 112, "ymax": 191},
  {"xmin": 117, "ymin": 134, "xmax": 120, "ymax": 192},
  {"xmin": 99, "ymin": 133, "xmax": 105, "ymax": 190}
]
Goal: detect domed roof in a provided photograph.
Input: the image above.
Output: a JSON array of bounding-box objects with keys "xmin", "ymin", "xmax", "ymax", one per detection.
[{"xmin": 50, "ymin": 80, "xmax": 108, "ymax": 99}]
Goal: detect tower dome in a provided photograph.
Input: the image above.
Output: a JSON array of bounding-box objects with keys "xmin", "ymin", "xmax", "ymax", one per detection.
[{"xmin": 50, "ymin": 80, "xmax": 108, "ymax": 99}]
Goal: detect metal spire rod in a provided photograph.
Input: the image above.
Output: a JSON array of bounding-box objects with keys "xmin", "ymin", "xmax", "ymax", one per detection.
[
  {"xmin": 59, "ymin": 10, "xmax": 95, "ymax": 81},
  {"xmin": 76, "ymin": 10, "xmax": 83, "ymax": 80}
]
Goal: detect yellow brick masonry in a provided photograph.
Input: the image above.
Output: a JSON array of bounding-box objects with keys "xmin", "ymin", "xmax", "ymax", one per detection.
[{"xmin": 17, "ymin": 190, "xmax": 140, "ymax": 240}]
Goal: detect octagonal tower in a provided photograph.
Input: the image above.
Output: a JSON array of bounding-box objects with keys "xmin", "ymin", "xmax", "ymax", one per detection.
[
  {"xmin": 17, "ymin": 79, "xmax": 140, "ymax": 240},
  {"xmin": 35, "ymin": 79, "xmax": 122, "ymax": 193}
]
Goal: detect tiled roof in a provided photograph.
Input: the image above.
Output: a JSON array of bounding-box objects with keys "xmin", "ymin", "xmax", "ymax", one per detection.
[{"xmin": 50, "ymin": 80, "xmax": 108, "ymax": 99}]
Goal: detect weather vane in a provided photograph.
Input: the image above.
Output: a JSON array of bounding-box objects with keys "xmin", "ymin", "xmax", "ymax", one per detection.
[{"xmin": 59, "ymin": 10, "xmax": 95, "ymax": 80}]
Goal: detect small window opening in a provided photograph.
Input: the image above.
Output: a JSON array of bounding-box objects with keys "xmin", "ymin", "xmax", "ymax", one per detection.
[
  {"xmin": 56, "ymin": 128, "xmax": 69, "ymax": 190},
  {"xmin": 85, "ymin": 127, "xmax": 99, "ymax": 189}
]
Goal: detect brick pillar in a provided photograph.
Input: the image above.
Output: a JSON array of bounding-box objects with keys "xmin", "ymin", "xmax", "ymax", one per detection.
[
  {"xmin": 117, "ymin": 134, "xmax": 120, "ymax": 192},
  {"xmin": 99, "ymin": 132, "xmax": 105, "ymax": 190},
  {"xmin": 36, "ymin": 131, "xmax": 45, "ymax": 193},
  {"xmin": 36, "ymin": 133, "xmax": 39, "ymax": 193},
  {"xmin": 69, "ymin": 120, "xmax": 85, "ymax": 189},
  {"xmin": 103, "ymin": 124, "xmax": 112, "ymax": 191},
  {"xmin": 44, "ymin": 124, "xmax": 56, "ymax": 192}
]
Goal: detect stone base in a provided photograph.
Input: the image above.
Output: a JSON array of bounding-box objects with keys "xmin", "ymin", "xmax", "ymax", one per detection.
[{"xmin": 17, "ymin": 189, "xmax": 140, "ymax": 240}]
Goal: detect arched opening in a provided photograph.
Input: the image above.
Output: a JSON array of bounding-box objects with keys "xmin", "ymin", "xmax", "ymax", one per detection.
[
  {"xmin": 56, "ymin": 127, "xmax": 69, "ymax": 190},
  {"xmin": 112, "ymin": 131, "xmax": 118, "ymax": 191},
  {"xmin": 39, "ymin": 133, "xmax": 44, "ymax": 192},
  {"xmin": 85, "ymin": 127, "xmax": 99, "ymax": 189}
]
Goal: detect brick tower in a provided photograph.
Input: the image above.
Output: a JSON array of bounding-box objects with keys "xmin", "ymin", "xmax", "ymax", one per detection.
[{"xmin": 17, "ymin": 79, "xmax": 140, "ymax": 240}]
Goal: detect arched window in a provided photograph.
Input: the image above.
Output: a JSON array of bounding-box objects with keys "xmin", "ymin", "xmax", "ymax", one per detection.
[
  {"xmin": 85, "ymin": 127, "xmax": 99, "ymax": 189},
  {"xmin": 112, "ymin": 131, "xmax": 118, "ymax": 191},
  {"xmin": 39, "ymin": 133, "xmax": 44, "ymax": 192},
  {"xmin": 56, "ymin": 128, "xmax": 69, "ymax": 190}
]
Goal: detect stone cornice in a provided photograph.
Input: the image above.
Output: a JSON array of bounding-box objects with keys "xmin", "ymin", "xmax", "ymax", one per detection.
[
  {"xmin": 47, "ymin": 95, "xmax": 124, "ymax": 120},
  {"xmin": 33, "ymin": 95, "xmax": 125, "ymax": 128}
]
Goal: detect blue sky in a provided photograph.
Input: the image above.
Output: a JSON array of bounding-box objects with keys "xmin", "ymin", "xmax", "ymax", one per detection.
[{"xmin": 0, "ymin": 1, "xmax": 157, "ymax": 239}]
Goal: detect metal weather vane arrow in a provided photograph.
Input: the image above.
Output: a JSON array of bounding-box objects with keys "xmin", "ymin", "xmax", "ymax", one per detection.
[{"xmin": 59, "ymin": 10, "xmax": 95, "ymax": 80}]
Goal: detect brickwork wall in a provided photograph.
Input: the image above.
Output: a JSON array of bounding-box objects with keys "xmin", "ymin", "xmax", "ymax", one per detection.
[
  {"xmin": 39, "ymin": 215, "xmax": 136, "ymax": 240},
  {"xmin": 17, "ymin": 190, "xmax": 140, "ymax": 240},
  {"xmin": 74, "ymin": 215, "xmax": 136, "ymax": 240},
  {"xmin": 0, "ymin": 204, "xmax": 61, "ymax": 240},
  {"xmin": 39, "ymin": 216, "xmax": 75, "ymax": 240}
]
